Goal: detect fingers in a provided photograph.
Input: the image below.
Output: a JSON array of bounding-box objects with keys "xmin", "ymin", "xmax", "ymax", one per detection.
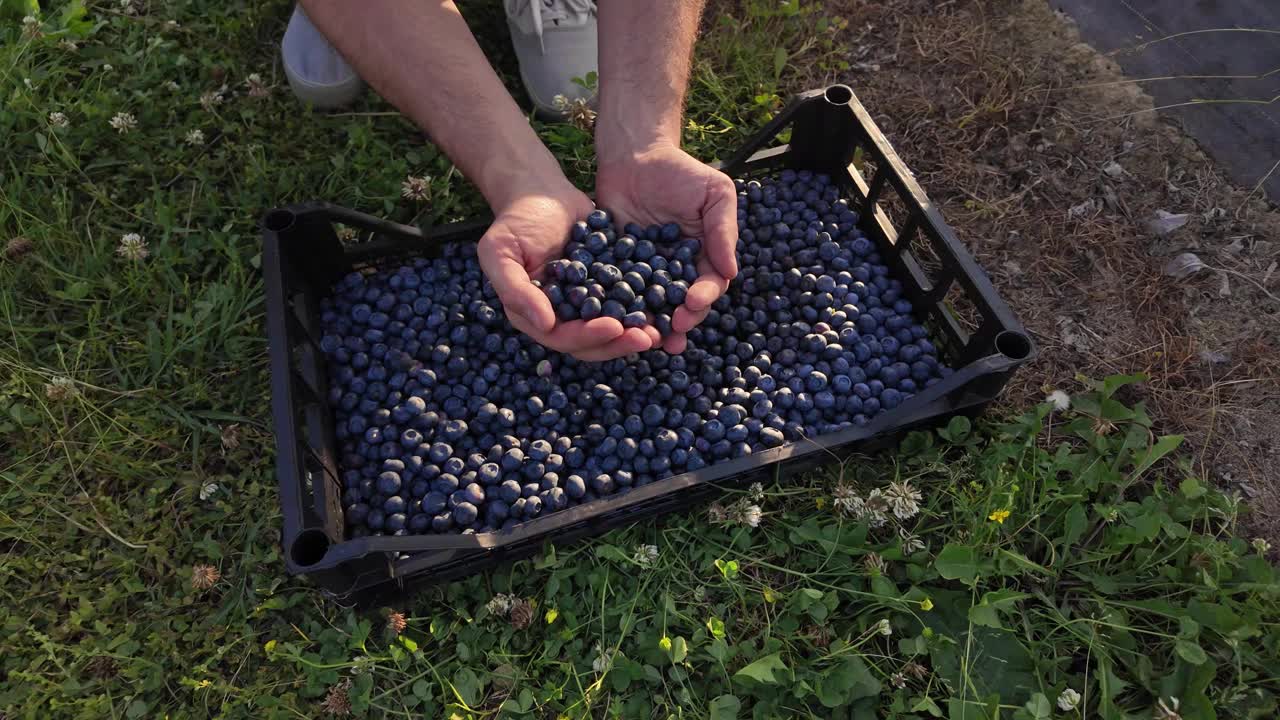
[
  {"xmin": 661, "ymin": 332, "xmax": 688, "ymax": 355},
  {"xmin": 672, "ymin": 303, "xmax": 711, "ymax": 335},
  {"xmin": 574, "ymin": 328, "xmax": 654, "ymax": 362},
  {"xmin": 701, "ymin": 170, "xmax": 740, "ymax": 280},
  {"xmin": 478, "ymin": 236, "xmax": 555, "ymax": 334},
  {"xmin": 508, "ymin": 314, "xmax": 626, "ymax": 352}
]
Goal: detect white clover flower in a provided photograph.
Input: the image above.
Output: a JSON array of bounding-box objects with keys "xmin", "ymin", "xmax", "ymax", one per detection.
[
  {"xmin": 244, "ymin": 73, "xmax": 269, "ymax": 98},
  {"xmin": 1253, "ymin": 538, "xmax": 1271, "ymax": 555},
  {"xmin": 876, "ymin": 619, "xmax": 892, "ymax": 636},
  {"xmin": 23, "ymin": 78, "xmax": 35, "ymax": 90},
  {"xmin": 102, "ymin": 63, "xmax": 114, "ymax": 72},
  {"xmin": 1058, "ymin": 688, "xmax": 1081, "ymax": 711},
  {"xmin": 748, "ymin": 482, "xmax": 764, "ymax": 502},
  {"xmin": 48, "ymin": 112, "xmax": 69, "ymax": 129},
  {"xmin": 199, "ymin": 482, "xmax": 222, "ymax": 501},
  {"xmin": 739, "ymin": 504, "xmax": 762, "ymax": 528},
  {"xmin": 200, "ymin": 87, "xmax": 225, "ymax": 112},
  {"xmin": 591, "ymin": 643, "xmax": 616, "ymax": 673},
  {"xmin": 883, "ymin": 479, "xmax": 922, "ymax": 520},
  {"xmin": 165, "ymin": 80, "xmax": 181, "ymax": 92},
  {"xmin": 485, "ymin": 593, "xmax": 514, "ymax": 616},
  {"xmin": 184, "ymin": 128, "xmax": 205, "ymax": 146},
  {"xmin": 109, "ymin": 112, "xmax": 136, "ymax": 134},
  {"xmin": 833, "ymin": 483, "xmax": 862, "ymax": 515},
  {"xmin": 899, "ymin": 527, "xmax": 926, "ymax": 554},
  {"xmin": 45, "ymin": 376, "xmax": 81, "ymax": 401},
  {"xmin": 890, "ymin": 672, "xmax": 907, "ymax": 688},
  {"xmin": 59, "ymin": 39, "xmax": 79, "ymax": 52},
  {"xmin": 165, "ymin": 19, "xmax": 180, "ymax": 29},
  {"xmin": 1047, "ymin": 390, "xmax": 1070, "ymax": 411},
  {"xmin": 116, "ymin": 232, "xmax": 149, "ymax": 261},
  {"xmin": 401, "ymin": 175, "xmax": 431, "ymax": 202},
  {"xmin": 632, "ymin": 544, "xmax": 659, "ymax": 567},
  {"xmin": 22, "ymin": 15, "xmax": 41, "ymax": 37}
]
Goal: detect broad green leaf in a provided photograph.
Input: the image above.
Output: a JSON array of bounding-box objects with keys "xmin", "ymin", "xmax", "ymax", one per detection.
[
  {"xmin": 939, "ymin": 416, "xmax": 971, "ymax": 443},
  {"xmin": 412, "ymin": 679, "xmax": 432, "ymax": 700},
  {"xmin": 1023, "ymin": 693, "xmax": 1052, "ymax": 719},
  {"xmin": 1179, "ymin": 476, "xmax": 1206, "ymax": 499},
  {"xmin": 1174, "ymin": 639, "xmax": 1208, "ymax": 665},
  {"xmin": 1062, "ymin": 503, "xmax": 1088, "ymax": 547},
  {"xmin": 709, "ymin": 694, "xmax": 741, "ymax": 720},
  {"xmin": 125, "ymin": 699, "xmax": 149, "ymax": 719},
  {"xmin": 968, "ymin": 603, "xmax": 1003, "ymax": 629},
  {"xmin": 773, "ymin": 47, "xmax": 788, "ymax": 79},
  {"xmin": 997, "ymin": 550, "xmax": 1051, "ymax": 577},
  {"xmin": 936, "ymin": 544, "xmax": 981, "ymax": 584},
  {"xmin": 1129, "ymin": 435, "xmax": 1183, "ymax": 483},
  {"xmin": 451, "ymin": 667, "xmax": 482, "ymax": 707},
  {"xmin": 815, "ymin": 656, "xmax": 881, "ymax": 708},
  {"xmin": 670, "ymin": 636, "xmax": 688, "ymax": 664},
  {"xmin": 59, "ymin": 0, "xmax": 94, "ymax": 37},
  {"xmin": 733, "ymin": 652, "xmax": 789, "ymax": 685}
]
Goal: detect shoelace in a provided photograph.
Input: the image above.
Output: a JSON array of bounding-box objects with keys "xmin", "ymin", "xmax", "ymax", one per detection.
[{"xmin": 505, "ymin": 0, "xmax": 596, "ymax": 52}]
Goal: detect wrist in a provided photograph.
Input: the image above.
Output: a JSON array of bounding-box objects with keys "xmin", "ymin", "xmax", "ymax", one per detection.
[{"xmin": 595, "ymin": 106, "xmax": 681, "ymax": 168}]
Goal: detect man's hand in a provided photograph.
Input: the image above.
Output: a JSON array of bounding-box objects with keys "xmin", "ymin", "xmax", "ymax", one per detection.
[
  {"xmin": 478, "ymin": 187, "xmax": 658, "ymax": 361},
  {"xmin": 596, "ymin": 142, "xmax": 739, "ymax": 354}
]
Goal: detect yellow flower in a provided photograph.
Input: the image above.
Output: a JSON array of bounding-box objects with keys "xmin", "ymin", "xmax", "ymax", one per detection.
[
  {"xmin": 762, "ymin": 587, "xmax": 778, "ymax": 603},
  {"xmin": 988, "ymin": 509, "xmax": 1011, "ymax": 524},
  {"xmin": 659, "ymin": 636, "xmax": 672, "ymax": 652},
  {"xmin": 920, "ymin": 597, "xmax": 934, "ymax": 611},
  {"xmin": 815, "ymin": 497, "xmax": 827, "ymax": 510},
  {"xmin": 195, "ymin": 679, "xmax": 212, "ymax": 689},
  {"xmin": 545, "ymin": 608, "xmax": 559, "ymax": 625}
]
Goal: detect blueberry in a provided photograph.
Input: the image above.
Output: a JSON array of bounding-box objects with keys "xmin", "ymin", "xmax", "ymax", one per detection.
[
  {"xmin": 453, "ymin": 502, "xmax": 478, "ymax": 525},
  {"xmin": 586, "ymin": 209, "xmax": 610, "ymax": 230},
  {"xmin": 565, "ymin": 474, "xmax": 587, "ymax": 499},
  {"xmin": 623, "ymin": 311, "xmax": 648, "ymax": 329}
]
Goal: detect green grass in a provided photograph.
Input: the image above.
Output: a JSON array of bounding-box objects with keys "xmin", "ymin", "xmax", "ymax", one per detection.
[{"xmin": 1, "ymin": 1, "xmax": 1277, "ymax": 718}]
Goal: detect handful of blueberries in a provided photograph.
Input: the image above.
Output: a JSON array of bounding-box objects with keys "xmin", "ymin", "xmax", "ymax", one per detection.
[
  {"xmin": 318, "ymin": 169, "xmax": 952, "ymax": 536},
  {"xmin": 542, "ymin": 210, "xmax": 701, "ymax": 336}
]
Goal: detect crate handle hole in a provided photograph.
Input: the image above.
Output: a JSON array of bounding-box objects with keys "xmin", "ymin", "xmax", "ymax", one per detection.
[
  {"xmin": 824, "ymin": 85, "xmax": 853, "ymax": 105},
  {"xmin": 995, "ymin": 331, "xmax": 1033, "ymax": 361},
  {"xmin": 291, "ymin": 528, "xmax": 331, "ymax": 567},
  {"xmin": 263, "ymin": 209, "xmax": 297, "ymax": 233}
]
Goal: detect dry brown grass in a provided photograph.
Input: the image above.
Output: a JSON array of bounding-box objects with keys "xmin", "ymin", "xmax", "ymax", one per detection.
[{"xmin": 764, "ymin": 0, "xmax": 1280, "ymax": 542}]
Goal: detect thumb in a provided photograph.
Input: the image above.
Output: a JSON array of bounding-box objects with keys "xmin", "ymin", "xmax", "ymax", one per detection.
[{"xmin": 478, "ymin": 236, "xmax": 555, "ymax": 333}]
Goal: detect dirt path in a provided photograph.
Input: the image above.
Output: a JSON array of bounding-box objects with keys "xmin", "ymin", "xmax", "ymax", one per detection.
[{"xmin": 800, "ymin": 0, "xmax": 1280, "ymax": 545}]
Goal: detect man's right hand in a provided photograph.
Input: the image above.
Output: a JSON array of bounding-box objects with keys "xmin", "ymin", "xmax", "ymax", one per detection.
[{"xmin": 478, "ymin": 187, "xmax": 659, "ymax": 362}]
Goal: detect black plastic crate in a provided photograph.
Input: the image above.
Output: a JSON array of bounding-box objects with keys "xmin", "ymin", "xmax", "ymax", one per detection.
[{"xmin": 262, "ymin": 85, "xmax": 1034, "ymax": 604}]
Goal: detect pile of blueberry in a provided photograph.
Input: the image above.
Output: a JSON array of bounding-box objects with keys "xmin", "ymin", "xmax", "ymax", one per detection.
[
  {"xmin": 318, "ymin": 169, "xmax": 951, "ymax": 536},
  {"xmin": 543, "ymin": 210, "xmax": 701, "ymax": 336}
]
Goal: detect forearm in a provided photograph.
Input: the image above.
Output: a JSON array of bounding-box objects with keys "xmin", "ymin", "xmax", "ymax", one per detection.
[
  {"xmin": 300, "ymin": 0, "xmax": 573, "ymax": 209},
  {"xmin": 595, "ymin": 0, "xmax": 706, "ymax": 163}
]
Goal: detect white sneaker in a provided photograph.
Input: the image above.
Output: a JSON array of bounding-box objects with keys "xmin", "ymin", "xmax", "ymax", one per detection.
[
  {"xmin": 281, "ymin": 5, "xmax": 366, "ymax": 110},
  {"xmin": 504, "ymin": 0, "xmax": 598, "ymax": 118}
]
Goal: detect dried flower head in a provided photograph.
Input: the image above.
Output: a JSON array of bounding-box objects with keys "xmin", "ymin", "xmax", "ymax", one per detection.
[
  {"xmin": 200, "ymin": 87, "xmax": 226, "ymax": 112},
  {"xmin": 85, "ymin": 655, "xmax": 120, "ymax": 679},
  {"xmin": 184, "ymin": 128, "xmax": 205, "ymax": 146},
  {"xmin": 116, "ymin": 233, "xmax": 149, "ymax": 261},
  {"xmin": 485, "ymin": 593, "xmax": 515, "ymax": 616},
  {"xmin": 903, "ymin": 661, "xmax": 929, "ymax": 679},
  {"xmin": 1058, "ymin": 688, "xmax": 1081, "ymax": 711},
  {"xmin": 191, "ymin": 564, "xmax": 221, "ymax": 590},
  {"xmin": 119, "ymin": 0, "xmax": 141, "ymax": 16},
  {"xmin": 386, "ymin": 611, "xmax": 407, "ymax": 636},
  {"xmin": 883, "ymin": 479, "xmax": 923, "ymax": 520},
  {"xmin": 45, "ymin": 376, "xmax": 81, "ymax": 402},
  {"xmin": 509, "ymin": 598, "xmax": 534, "ymax": 629},
  {"xmin": 552, "ymin": 93, "xmax": 597, "ymax": 132},
  {"xmin": 863, "ymin": 551, "xmax": 887, "ymax": 577},
  {"xmin": 748, "ymin": 482, "xmax": 764, "ymax": 502},
  {"xmin": 199, "ymin": 482, "xmax": 221, "ymax": 501},
  {"xmin": 244, "ymin": 73, "xmax": 269, "ymax": 98},
  {"xmin": 220, "ymin": 423, "xmax": 241, "ymax": 451},
  {"xmin": 321, "ymin": 677, "xmax": 352, "ymax": 716},
  {"xmin": 708, "ymin": 502, "xmax": 728, "ymax": 523},
  {"xmin": 109, "ymin": 112, "xmax": 137, "ymax": 134},
  {"xmin": 833, "ymin": 483, "xmax": 862, "ymax": 516},
  {"xmin": 48, "ymin": 111, "xmax": 69, "ymax": 129},
  {"xmin": 22, "ymin": 15, "xmax": 42, "ymax": 38},
  {"xmin": 401, "ymin": 175, "xmax": 432, "ymax": 202},
  {"xmin": 807, "ymin": 624, "xmax": 832, "ymax": 649},
  {"xmin": 633, "ymin": 544, "xmax": 659, "ymax": 567},
  {"xmin": 59, "ymin": 38, "xmax": 79, "ymax": 51},
  {"xmin": 898, "ymin": 527, "xmax": 926, "ymax": 554},
  {"xmin": 336, "ymin": 226, "xmax": 359, "ymax": 242},
  {"xmin": 5, "ymin": 237, "xmax": 35, "ymax": 261}
]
